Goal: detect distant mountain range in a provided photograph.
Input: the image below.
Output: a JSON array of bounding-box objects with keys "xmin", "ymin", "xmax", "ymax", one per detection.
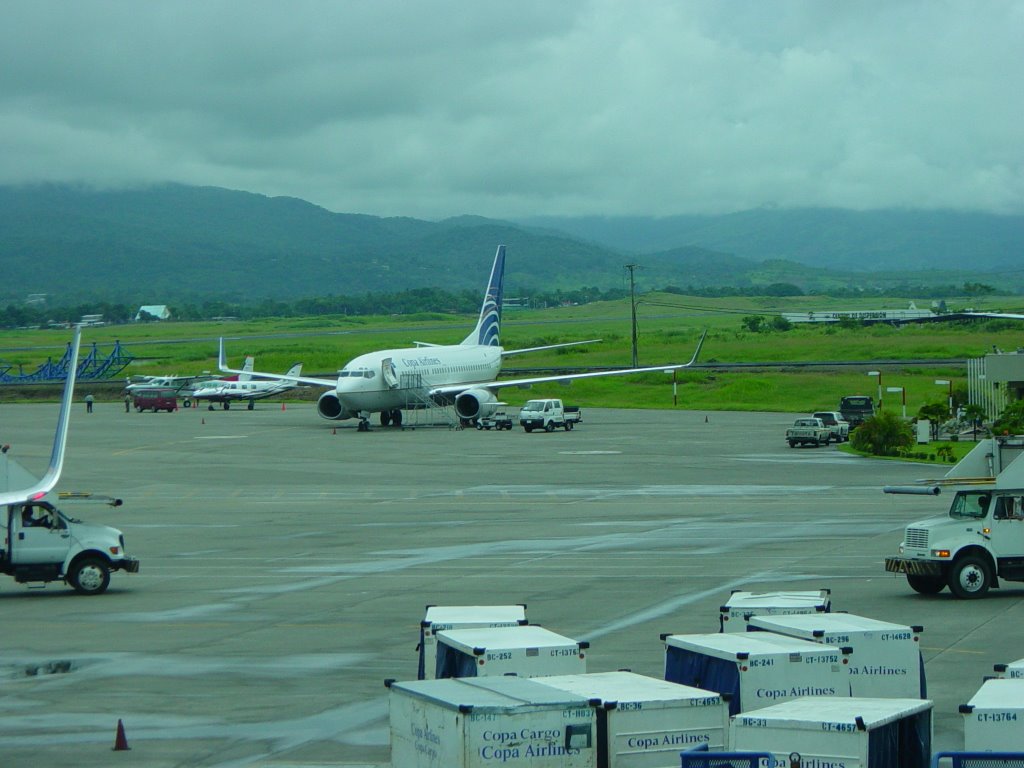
[{"xmin": 0, "ymin": 183, "xmax": 1019, "ymax": 304}]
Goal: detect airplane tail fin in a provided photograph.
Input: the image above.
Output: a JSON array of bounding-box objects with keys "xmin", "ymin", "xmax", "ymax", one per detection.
[
  {"xmin": 239, "ymin": 356, "xmax": 254, "ymax": 381},
  {"xmin": 461, "ymin": 245, "xmax": 505, "ymax": 347},
  {"xmin": 284, "ymin": 363, "xmax": 303, "ymax": 379}
]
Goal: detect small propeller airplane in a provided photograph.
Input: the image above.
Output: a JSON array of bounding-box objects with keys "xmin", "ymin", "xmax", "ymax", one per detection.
[{"xmin": 191, "ymin": 361, "xmax": 304, "ymax": 411}]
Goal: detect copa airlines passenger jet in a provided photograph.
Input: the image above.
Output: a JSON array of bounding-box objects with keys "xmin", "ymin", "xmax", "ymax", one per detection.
[
  {"xmin": 192, "ymin": 362, "xmax": 303, "ymax": 410},
  {"xmin": 219, "ymin": 246, "xmax": 705, "ymax": 430}
]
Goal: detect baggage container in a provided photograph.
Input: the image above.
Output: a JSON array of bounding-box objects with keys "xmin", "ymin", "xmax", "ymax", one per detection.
[
  {"xmin": 993, "ymin": 657, "xmax": 1024, "ymax": 679},
  {"xmin": 436, "ymin": 625, "xmax": 587, "ymax": 679},
  {"xmin": 537, "ymin": 671, "xmax": 729, "ymax": 766},
  {"xmin": 418, "ymin": 605, "xmax": 528, "ymax": 679},
  {"xmin": 960, "ymin": 678, "xmax": 1024, "ymax": 750},
  {"xmin": 662, "ymin": 632, "xmax": 851, "ymax": 715},
  {"xmin": 730, "ymin": 697, "xmax": 932, "ymax": 768},
  {"xmin": 387, "ymin": 675, "xmax": 596, "ymax": 768},
  {"xmin": 747, "ymin": 612, "xmax": 926, "ymax": 698},
  {"xmin": 719, "ymin": 589, "xmax": 831, "ymax": 632}
]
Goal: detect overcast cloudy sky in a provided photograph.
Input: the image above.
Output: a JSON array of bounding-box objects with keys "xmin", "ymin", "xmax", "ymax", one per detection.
[{"xmin": 1, "ymin": 1, "xmax": 1021, "ymax": 219}]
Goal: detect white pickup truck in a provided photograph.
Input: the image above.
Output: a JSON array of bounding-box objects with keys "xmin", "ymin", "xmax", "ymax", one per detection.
[
  {"xmin": 813, "ymin": 411, "xmax": 851, "ymax": 443},
  {"xmin": 786, "ymin": 417, "xmax": 832, "ymax": 447},
  {"xmin": 518, "ymin": 399, "xmax": 582, "ymax": 432}
]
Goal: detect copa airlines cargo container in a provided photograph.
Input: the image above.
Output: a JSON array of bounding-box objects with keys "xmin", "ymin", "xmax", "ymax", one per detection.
[
  {"xmin": 719, "ymin": 589, "xmax": 831, "ymax": 632},
  {"xmin": 435, "ymin": 625, "xmax": 587, "ymax": 679},
  {"xmin": 730, "ymin": 697, "xmax": 932, "ymax": 768},
  {"xmin": 536, "ymin": 671, "xmax": 729, "ymax": 766},
  {"xmin": 418, "ymin": 605, "xmax": 528, "ymax": 679},
  {"xmin": 387, "ymin": 676, "xmax": 596, "ymax": 768},
  {"xmin": 993, "ymin": 657, "xmax": 1024, "ymax": 679},
  {"xmin": 960, "ymin": 678, "xmax": 1024, "ymax": 750},
  {"xmin": 747, "ymin": 613, "xmax": 926, "ymax": 698},
  {"xmin": 662, "ymin": 632, "xmax": 851, "ymax": 715}
]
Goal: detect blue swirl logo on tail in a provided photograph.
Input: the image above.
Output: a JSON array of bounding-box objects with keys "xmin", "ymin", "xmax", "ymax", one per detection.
[{"xmin": 470, "ymin": 246, "xmax": 505, "ymax": 347}]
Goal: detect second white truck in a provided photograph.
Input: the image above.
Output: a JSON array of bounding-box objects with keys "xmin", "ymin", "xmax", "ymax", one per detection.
[{"xmin": 885, "ymin": 435, "xmax": 1024, "ymax": 598}]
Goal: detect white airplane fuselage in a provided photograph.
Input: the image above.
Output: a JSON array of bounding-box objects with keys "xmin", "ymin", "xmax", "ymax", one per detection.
[{"xmin": 328, "ymin": 344, "xmax": 503, "ymax": 417}]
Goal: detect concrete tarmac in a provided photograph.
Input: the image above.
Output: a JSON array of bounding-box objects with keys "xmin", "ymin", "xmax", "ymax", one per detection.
[{"xmin": 0, "ymin": 402, "xmax": 1019, "ymax": 766}]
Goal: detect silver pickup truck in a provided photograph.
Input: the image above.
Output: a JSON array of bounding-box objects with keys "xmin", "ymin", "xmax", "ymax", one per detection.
[{"xmin": 786, "ymin": 417, "xmax": 832, "ymax": 448}]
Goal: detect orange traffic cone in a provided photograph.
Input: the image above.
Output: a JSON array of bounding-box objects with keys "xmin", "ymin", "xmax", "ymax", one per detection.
[
  {"xmin": 201, "ymin": 417, "xmax": 205, "ymax": 425},
  {"xmin": 281, "ymin": 402, "xmax": 286, "ymax": 411},
  {"xmin": 112, "ymin": 719, "xmax": 130, "ymax": 751},
  {"xmin": 332, "ymin": 427, "xmax": 336, "ymax": 435}
]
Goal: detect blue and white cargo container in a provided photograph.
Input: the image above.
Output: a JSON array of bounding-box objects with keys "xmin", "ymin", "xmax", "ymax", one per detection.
[
  {"xmin": 435, "ymin": 625, "xmax": 587, "ymax": 679},
  {"xmin": 960, "ymin": 678, "xmax": 1024, "ymax": 750},
  {"xmin": 746, "ymin": 612, "xmax": 926, "ymax": 698},
  {"xmin": 387, "ymin": 676, "xmax": 596, "ymax": 768},
  {"xmin": 663, "ymin": 632, "xmax": 852, "ymax": 715},
  {"xmin": 730, "ymin": 697, "xmax": 933, "ymax": 768},
  {"xmin": 537, "ymin": 671, "xmax": 728, "ymax": 767},
  {"xmin": 418, "ymin": 605, "xmax": 528, "ymax": 679},
  {"xmin": 719, "ymin": 589, "xmax": 831, "ymax": 632}
]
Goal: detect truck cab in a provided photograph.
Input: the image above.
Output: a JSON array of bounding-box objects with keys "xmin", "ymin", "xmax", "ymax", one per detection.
[
  {"xmin": 839, "ymin": 395, "xmax": 875, "ymax": 427},
  {"xmin": 1, "ymin": 499, "xmax": 139, "ymax": 594},
  {"xmin": 885, "ymin": 436, "xmax": 1024, "ymax": 598}
]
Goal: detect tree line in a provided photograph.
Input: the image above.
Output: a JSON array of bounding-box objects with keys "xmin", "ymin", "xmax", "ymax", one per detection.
[{"xmin": 0, "ymin": 281, "xmax": 999, "ymax": 329}]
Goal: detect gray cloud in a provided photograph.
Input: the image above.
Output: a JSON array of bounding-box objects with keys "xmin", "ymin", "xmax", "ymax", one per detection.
[{"xmin": 0, "ymin": 0, "xmax": 1020, "ymax": 217}]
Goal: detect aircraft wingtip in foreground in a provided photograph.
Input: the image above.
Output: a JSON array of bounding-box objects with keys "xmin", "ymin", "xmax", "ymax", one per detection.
[
  {"xmin": 0, "ymin": 326, "xmax": 81, "ymax": 506},
  {"xmin": 219, "ymin": 245, "xmax": 707, "ymax": 431}
]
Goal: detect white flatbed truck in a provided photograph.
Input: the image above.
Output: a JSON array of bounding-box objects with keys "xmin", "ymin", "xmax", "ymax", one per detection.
[{"xmin": 519, "ymin": 399, "xmax": 582, "ymax": 432}]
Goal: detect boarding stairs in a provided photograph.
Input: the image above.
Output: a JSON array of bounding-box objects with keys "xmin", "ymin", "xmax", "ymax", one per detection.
[{"xmin": 396, "ymin": 372, "xmax": 461, "ymax": 429}]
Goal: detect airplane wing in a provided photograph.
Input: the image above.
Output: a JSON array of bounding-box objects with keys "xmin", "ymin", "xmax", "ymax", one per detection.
[
  {"xmin": 218, "ymin": 338, "xmax": 335, "ymax": 389},
  {"xmin": 429, "ymin": 330, "xmax": 707, "ymax": 398},
  {"xmin": 0, "ymin": 326, "xmax": 81, "ymax": 506},
  {"xmin": 502, "ymin": 339, "xmax": 602, "ymax": 357}
]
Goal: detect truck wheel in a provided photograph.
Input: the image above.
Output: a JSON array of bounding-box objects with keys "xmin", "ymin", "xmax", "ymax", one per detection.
[
  {"xmin": 69, "ymin": 557, "xmax": 111, "ymax": 595},
  {"xmin": 545, "ymin": 423, "xmax": 555, "ymax": 432},
  {"xmin": 948, "ymin": 555, "xmax": 992, "ymax": 599},
  {"xmin": 788, "ymin": 440, "xmax": 797, "ymax": 448},
  {"xmin": 907, "ymin": 574, "xmax": 945, "ymax": 595}
]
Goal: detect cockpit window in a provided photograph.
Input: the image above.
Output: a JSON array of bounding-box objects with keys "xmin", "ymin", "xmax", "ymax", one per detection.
[{"xmin": 949, "ymin": 491, "xmax": 991, "ymax": 520}]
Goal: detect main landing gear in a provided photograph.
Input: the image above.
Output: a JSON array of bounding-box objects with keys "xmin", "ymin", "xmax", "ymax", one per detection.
[{"xmin": 379, "ymin": 409, "xmax": 403, "ymax": 428}]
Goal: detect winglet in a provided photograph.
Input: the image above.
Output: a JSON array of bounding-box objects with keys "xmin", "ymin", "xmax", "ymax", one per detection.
[
  {"xmin": 0, "ymin": 326, "xmax": 82, "ymax": 505},
  {"xmin": 687, "ymin": 329, "xmax": 708, "ymax": 367}
]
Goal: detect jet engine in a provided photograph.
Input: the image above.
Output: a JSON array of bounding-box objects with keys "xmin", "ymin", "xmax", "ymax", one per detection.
[
  {"xmin": 454, "ymin": 389, "xmax": 499, "ymax": 421},
  {"xmin": 317, "ymin": 391, "xmax": 355, "ymax": 421}
]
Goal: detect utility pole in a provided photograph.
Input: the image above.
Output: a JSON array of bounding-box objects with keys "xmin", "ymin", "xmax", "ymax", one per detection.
[{"xmin": 626, "ymin": 263, "xmax": 639, "ymax": 367}]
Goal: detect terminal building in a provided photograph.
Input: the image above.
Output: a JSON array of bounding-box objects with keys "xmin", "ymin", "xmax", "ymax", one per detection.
[{"xmin": 968, "ymin": 348, "xmax": 1024, "ymax": 419}]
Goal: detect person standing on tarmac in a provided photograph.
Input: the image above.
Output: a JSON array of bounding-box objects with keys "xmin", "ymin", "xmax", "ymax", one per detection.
[
  {"xmin": 124, "ymin": 393, "xmax": 131, "ymax": 412},
  {"xmin": 85, "ymin": 393, "xmax": 94, "ymax": 413}
]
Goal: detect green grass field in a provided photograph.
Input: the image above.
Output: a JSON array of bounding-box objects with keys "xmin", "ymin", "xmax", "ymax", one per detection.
[{"xmin": 1, "ymin": 293, "xmax": 1020, "ymax": 414}]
